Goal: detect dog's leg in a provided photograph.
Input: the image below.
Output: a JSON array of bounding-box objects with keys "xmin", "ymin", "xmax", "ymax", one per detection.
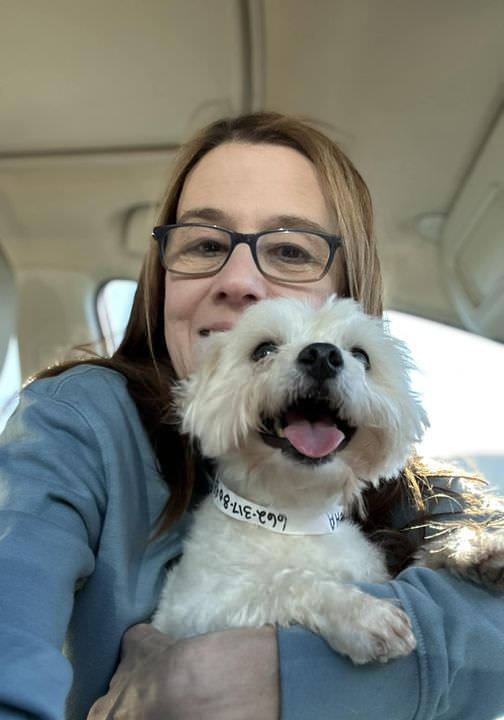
[
  {"xmin": 416, "ymin": 526, "xmax": 504, "ymax": 588},
  {"xmin": 270, "ymin": 570, "xmax": 416, "ymax": 665}
]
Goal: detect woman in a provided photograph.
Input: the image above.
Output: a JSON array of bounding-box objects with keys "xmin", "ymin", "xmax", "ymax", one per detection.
[{"xmin": 0, "ymin": 112, "xmax": 503, "ymax": 720}]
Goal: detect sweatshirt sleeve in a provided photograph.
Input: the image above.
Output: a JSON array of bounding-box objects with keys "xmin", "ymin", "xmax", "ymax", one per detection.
[
  {"xmin": 0, "ymin": 382, "xmax": 105, "ymax": 719},
  {"xmin": 277, "ymin": 566, "xmax": 504, "ymax": 720}
]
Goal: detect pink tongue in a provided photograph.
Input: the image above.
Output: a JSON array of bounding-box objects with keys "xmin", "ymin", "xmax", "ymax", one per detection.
[{"xmin": 284, "ymin": 418, "xmax": 345, "ymax": 458}]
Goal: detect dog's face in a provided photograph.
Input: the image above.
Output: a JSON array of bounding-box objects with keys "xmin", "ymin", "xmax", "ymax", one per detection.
[{"xmin": 175, "ymin": 296, "xmax": 428, "ymax": 503}]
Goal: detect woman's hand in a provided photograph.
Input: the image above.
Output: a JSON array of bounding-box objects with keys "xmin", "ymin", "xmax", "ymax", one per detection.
[{"xmin": 87, "ymin": 623, "xmax": 279, "ymax": 720}]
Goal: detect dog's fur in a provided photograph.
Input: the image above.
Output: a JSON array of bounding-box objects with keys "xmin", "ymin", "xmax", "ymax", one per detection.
[{"xmin": 153, "ymin": 295, "xmax": 503, "ymax": 664}]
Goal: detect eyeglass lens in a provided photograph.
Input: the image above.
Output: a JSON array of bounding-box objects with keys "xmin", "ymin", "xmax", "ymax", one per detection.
[{"xmin": 163, "ymin": 226, "xmax": 331, "ymax": 281}]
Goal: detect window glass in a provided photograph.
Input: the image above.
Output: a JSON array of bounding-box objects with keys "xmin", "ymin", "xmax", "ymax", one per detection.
[
  {"xmin": 96, "ymin": 279, "xmax": 137, "ymax": 355},
  {"xmin": 386, "ymin": 311, "xmax": 504, "ymax": 492},
  {"xmin": 0, "ymin": 336, "xmax": 21, "ymax": 433}
]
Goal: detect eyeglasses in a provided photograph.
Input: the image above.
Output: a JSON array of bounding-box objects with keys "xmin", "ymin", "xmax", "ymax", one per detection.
[{"xmin": 152, "ymin": 223, "xmax": 343, "ymax": 283}]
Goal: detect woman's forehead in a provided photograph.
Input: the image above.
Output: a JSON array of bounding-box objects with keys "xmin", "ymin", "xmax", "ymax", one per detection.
[{"xmin": 176, "ymin": 142, "xmax": 336, "ymax": 231}]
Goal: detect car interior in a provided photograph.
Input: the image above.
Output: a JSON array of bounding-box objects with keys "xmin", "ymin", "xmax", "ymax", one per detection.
[{"xmin": 0, "ymin": 1, "xmax": 503, "ymax": 485}]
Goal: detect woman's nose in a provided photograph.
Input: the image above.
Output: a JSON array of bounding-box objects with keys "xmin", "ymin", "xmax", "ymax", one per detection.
[{"xmin": 210, "ymin": 243, "xmax": 268, "ymax": 307}]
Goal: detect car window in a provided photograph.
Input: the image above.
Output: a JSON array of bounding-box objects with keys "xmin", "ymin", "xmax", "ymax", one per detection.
[
  {"xmin": 96, "ymin": 279, "xmax": 137, "ymax": 356},
  {"xmin": 0, "ymin": 336, "xmax": 21, "ymax": 433},
  {"xmin": 386, "ymin": 311, "xmax": 504, "ymax": 493}
]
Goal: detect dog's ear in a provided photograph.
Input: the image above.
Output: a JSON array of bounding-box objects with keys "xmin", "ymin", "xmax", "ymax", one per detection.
[
  {"xmin": 174, "ymin": 334, "xmax": 225, "ymax": 435},
  {"xmin": 174, "ymin": 328, "xmax": 260, "ymax": 458},
  {"xmin": 363, "ymin": 334, "xmax": 430, "ymax": 483}
]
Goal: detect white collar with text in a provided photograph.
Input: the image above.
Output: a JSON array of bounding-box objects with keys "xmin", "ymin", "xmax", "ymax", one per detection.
[{"xmin": 212, "ymin": 478, "xmax": 345, "ymax": 535}]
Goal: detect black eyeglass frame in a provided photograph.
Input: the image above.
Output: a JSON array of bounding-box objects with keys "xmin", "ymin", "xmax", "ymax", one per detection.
[{"xmin": 151, "ymin": 223, "xmax": 344, "ymax": 283}]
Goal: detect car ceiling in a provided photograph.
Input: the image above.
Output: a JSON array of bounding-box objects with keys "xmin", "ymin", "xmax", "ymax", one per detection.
[{"xmin": 1, "ymin": 0, "xmax": 503, "ymax": 376}]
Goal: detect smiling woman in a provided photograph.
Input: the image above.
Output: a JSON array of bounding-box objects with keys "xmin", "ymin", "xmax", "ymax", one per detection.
[
  {"xmin": 162, "ymin": 142, "xmax": 344, "ymax": 378},
  {"xmin": 1, "ymin": 111, "xmax": 504, "ymax": 720}
]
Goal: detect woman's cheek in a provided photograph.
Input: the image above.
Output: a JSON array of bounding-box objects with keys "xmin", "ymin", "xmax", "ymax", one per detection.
[{"xmin": 165, "ymin": 327, "xmax": 195, "ymax": 379}]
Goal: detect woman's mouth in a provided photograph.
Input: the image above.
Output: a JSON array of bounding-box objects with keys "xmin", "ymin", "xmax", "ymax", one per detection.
[{"xmin": 199, "ymin": 323, "xmax": 234, "ymax": 337}]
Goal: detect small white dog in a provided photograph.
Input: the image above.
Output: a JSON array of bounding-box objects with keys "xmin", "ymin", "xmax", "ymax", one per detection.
[{"xmin": 153, "ymin": 295, "xmax": 431, "ymax": 664}]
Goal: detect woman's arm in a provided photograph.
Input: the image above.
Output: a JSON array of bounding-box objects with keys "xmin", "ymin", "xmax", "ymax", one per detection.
[
  {"xmin": 0, "ymin": 386, "xmax": 101, "ymax": 718},
  {"xmin": 279, "ymin": 566, "xmax": 504, "ymax": 720},
  {"xmin": 90, "ymin": 566, "xmax": 504, "ymax": 720},
  {"xmin": 0, "ymin": 366, "xmax": 168, "ymax": 719}
]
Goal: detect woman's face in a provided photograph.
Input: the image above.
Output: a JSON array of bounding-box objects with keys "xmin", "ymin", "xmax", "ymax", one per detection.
[{"xmin": 164, "ymin": 141, "xmax": 344, "ymax": 377}]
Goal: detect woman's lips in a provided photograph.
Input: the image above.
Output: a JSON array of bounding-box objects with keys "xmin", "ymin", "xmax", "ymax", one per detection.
[{"xmin": 198, "ymin": 322, "xmax": 234, "ymax": 337}]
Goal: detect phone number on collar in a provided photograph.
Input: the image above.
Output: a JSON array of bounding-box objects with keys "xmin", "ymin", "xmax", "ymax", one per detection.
[{"xmin": 213, "ymin": 483, "xmax": 287, "ymax": 532}]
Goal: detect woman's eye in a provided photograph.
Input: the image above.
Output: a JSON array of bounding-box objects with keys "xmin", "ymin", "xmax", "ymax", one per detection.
[
  {"xmin": 251, "ymin": 342, "xmax": 278, "ymax": 362},
  {"xmin": 269, "ymin": 244, "xmax": 313, "ymax": 264},
  {"xmin": 351, "ymin": 347, "xmax": 370, "ymax": 370},
  {"xmin": 186, "ymin": 239, "xmax": 227, "ymax": 256}
]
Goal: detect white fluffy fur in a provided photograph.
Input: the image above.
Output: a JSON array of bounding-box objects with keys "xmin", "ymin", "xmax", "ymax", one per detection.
[{"xmin": 153, "ymin": 295, "xmax": 428, "ymax": 663}]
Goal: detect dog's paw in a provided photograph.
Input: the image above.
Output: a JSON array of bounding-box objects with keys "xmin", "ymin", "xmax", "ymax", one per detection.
[
  {"xmin": 321, "ymin": 594, "xmax": 416, "ymax": 665},
  {"xmin": 454, "ymin": 530, "xmax": 504, "ymax": 588},
  {"xmin": 418, "ymin": 527, "xmax": 504, "ymax": 589},
  {"xmin": 472, "ymin": 552, "xmax": 504, "ymax": 587}
]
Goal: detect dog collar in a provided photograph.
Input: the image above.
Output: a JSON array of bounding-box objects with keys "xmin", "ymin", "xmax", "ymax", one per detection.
[{"xmin": 212, "ymin": 478, "xmax": 345, "ymax": 535}]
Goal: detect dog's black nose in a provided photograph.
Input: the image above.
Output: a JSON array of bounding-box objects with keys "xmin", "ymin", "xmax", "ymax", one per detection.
[{"xmin": 297, "ymin": 343, "xmax": 343, "ymax": 381}]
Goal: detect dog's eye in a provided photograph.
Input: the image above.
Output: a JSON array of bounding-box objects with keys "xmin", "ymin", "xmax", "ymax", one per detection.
[
  {"xmin": 251, "ymin": 342, "xmax": 278, "ymax": 362},
  {"xmin": 351, "ymin": 347, "xmax": 370, "ymax": 370}
]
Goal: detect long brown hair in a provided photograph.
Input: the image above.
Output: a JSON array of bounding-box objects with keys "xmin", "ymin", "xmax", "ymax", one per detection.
[{"xmin": 35, "ymin": 112, "xmax": 482, "ymax": 564}]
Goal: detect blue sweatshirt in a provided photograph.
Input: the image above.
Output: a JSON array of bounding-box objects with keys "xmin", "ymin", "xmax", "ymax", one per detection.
[{"xmin": 0, "ymin": 364, "xmax": 503, "ymax": 720}]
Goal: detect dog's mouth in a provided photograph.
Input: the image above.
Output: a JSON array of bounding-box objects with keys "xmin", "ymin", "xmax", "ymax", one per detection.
[{"xmin": 259, "ymin": 398, "xmax": 356, "ymax": 464}]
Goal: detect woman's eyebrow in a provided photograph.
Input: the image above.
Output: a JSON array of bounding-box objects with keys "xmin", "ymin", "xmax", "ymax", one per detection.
[
  {"xmin": 270, "ymin": 215, "xmax": 329, "ymax": 233},
  {"xmin": 176, "ymin": 208, "xmax": 330, "ymax": 233},
  {"xmin": 177, "ymin": 207, "xmax": 228, "ymax": 225}
]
